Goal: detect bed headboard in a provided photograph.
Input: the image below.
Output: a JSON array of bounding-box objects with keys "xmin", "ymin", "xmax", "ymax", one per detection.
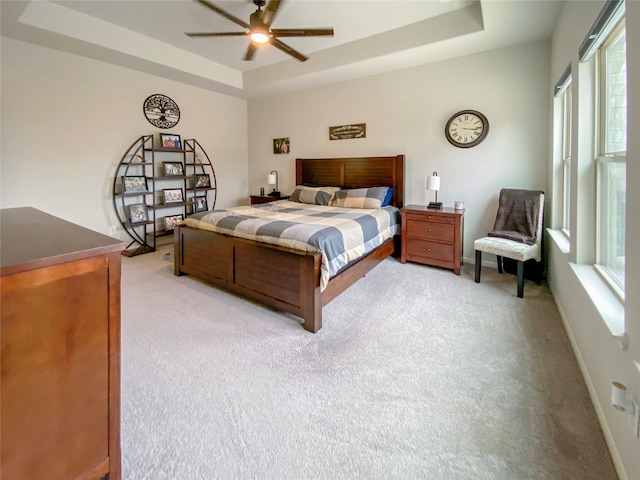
[{"xmin": 295, "ymin": 155, "xmax": 405, "ymax": 208}]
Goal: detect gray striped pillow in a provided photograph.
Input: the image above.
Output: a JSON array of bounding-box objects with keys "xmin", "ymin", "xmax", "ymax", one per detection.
[
  {"xmin": 331, "ymin": 187, "xmax": 389, "ymax": 209},
  {"xmin": 289, "ymin": 185, "xmax": 340, "ymax": 205}
]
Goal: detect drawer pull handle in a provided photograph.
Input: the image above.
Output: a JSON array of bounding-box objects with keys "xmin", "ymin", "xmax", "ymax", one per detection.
[
  {"xmin": 428, "ymin": 229, "xmax": 432, "ymax": 232},
  {"xmin": 428, "ymin": 216, "xmax": 432, "ymax": 219},
  {"xmin": 427, "ymin": 248, "xmax": 431, "ymax": 252}
]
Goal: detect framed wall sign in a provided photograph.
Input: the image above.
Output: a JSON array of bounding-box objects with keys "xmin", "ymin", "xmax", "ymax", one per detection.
[{"xmin": 329, "ymin": 123, "xmax": 366, "ymax": 140}]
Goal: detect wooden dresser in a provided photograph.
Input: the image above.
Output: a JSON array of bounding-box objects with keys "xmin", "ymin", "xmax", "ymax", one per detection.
[
  {"xmin": 401, "ymin": 205, "xmax": 464, "ymax": 275},
  {"xmin": 1, "ymin": 208, "xmax": 125, "ymax": 480}
]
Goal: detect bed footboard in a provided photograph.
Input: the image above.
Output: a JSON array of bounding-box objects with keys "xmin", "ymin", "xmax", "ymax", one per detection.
[{"xmin": 174, "ymin": 225, "xmax": 323, "ymax": 332}]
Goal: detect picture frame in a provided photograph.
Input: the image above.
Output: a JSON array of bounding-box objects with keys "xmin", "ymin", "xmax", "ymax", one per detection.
[
  {"xmin": 329, "ymin": 123, "xmax": 366, "ymax": 140},
  {"xmin": 194, "ymin": 174, "xmax": 211, "ymax": 189},
  {"xmin": 193, "ymin": 196, "xmax": 208, "ymax": 213},
  {"xmin": 122, "ymin": 175, "xmax": 149, "ymax": 193},
  {"xmin": 273, "ymin": 137, "xmax": 290, "ymax": 154},
  {"xmin": 163, "ymin": 161, "xmax": 184, "ymax": 176},
  {"xmin": 160, "ymin": 133, "xmax": 181, "ymax": 149},
  {"xmin": 163, "ymin": 188, "xmax": 184, "ymax": 204},
  {"xmin": 127, "ymin": 203, "xmax": 149, "ymax": 224},
  {"xmin": 163, "ymin": 214, "xmax": 184, "ymax": 232}
]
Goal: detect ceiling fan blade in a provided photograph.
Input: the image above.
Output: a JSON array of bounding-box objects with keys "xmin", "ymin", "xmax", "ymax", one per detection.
[
  {"xmin": 195, "ymin": 0, "xmax": 249, "ymax": 29},
  {"xmin": 271, "ymin": 37, "xmax": 308, "ymax": 62},
  {"xmin": 244, "ymin": 43, "xmax": 258, "ymax": 61},
  {"xmin": 262, "ymin": 0, "xmax": 282, "ymax": 27},
  {"xmin": 186, "ymin": 32, "xmax": 248, "ymax": 37},
  {"xmin": 271, "ymin": 28, "xmax": 334, "ymax": 37}
]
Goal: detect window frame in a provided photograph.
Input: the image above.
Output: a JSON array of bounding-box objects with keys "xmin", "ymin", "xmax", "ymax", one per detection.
[
  {"xmin": 594, "ymin": 18, "xmax": 626, "ymax": 299},
  {"xmin": 561, "ymin": 82, "xmax": 572, "ymax": 235}
]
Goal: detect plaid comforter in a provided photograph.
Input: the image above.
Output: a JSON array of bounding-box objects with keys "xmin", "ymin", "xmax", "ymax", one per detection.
[{"xmin": 182, "ymin": 200, "xmax": 401, "ymax": 291}]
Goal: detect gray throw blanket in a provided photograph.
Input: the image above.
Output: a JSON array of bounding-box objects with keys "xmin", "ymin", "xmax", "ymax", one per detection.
[{"xmin": 488, "ymin": 188, "xmax": 543, "ymax": 245}]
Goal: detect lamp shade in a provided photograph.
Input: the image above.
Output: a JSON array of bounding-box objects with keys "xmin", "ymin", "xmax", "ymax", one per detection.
[
  {"xmin": 268, "ymin": 174, "xmax": 277, "ymax": 185},
  {"xmin": 426, "ymin": 174, "xmax": 440, "ymax": 191}
]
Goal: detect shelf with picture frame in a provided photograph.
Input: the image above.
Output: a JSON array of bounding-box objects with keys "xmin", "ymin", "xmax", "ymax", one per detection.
[{"xmin": 112, "ymin": 134, "xmax": 217, "ymax": 256}]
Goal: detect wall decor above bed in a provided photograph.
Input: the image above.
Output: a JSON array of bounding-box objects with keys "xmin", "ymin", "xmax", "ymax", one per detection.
[{"xmin": 329, "ymin": 123, "xmax": 366, "ymax": 140}]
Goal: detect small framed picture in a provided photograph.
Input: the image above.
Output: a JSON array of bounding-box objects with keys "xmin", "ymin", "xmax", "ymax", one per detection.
[
  {"xmin": 163, "ymin": 214, "xmax": 184, "ymax": 232},
  {"xmin": 273, "ymin": 137, "xmax": 290, "ymax": 154},
  {"xmin": 122, "ymin": 176, "xmax": 149, "ymax": 193},
  {"xmin": 193, "ymin": 196, "xmax": 208, "ymax": 213},
  {"xmin": 194, "ymin": 174, "xmax": 211, "ymax": 188},
  {"xmin": 163, "ymin": 188, "xmax": 184, "ymax": 204},
  {"xmin": 163, "ymin": 162, "xmax": 184, "ymax": 176},
  {"xmin": 160, "ymin": 133, "xmax": 181, "ymax": 149},
  {"xmin": 127, "ymin": 203, "xmax": 149, "ymax": 224}
]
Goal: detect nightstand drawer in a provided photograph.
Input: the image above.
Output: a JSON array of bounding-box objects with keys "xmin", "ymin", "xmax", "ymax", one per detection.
[
  {"xmin": 406, "ymin": 212, "xmax": 455, "ymax": 224},
  {"xmin": 406, "ymin": 221, "xmax": 454, "ymax": 242},
  {"xmin": 406, "ymin": 239, "xmax": 454, "ymax": 262}
]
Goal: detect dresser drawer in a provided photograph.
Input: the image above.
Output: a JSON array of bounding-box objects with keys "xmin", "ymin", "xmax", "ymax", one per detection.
[
  {"xmin": 406, "ymin": 220, "xmax": 454, "ymax": 242},
  {"xmin": 406, "ymin": 239, "xmax": 454, "ymax": 263},
  {"xmin": 405, "ymin": 212, "xmax": 455, "ymax": 224}
]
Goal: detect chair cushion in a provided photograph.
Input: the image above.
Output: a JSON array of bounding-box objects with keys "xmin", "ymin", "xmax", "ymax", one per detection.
[{"xmin": 474, "ymin": 236, "xmax": 541, "ymax": 262}]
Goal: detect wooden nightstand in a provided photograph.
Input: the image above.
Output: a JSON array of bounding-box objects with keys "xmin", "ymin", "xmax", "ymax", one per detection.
[
  {"xmin": 250, "ymin": 195, "xmax": 289, "ymax": 205},
  {"xmin": 401, "ymin": 205, "xmax": 464, "ymax": 275}
]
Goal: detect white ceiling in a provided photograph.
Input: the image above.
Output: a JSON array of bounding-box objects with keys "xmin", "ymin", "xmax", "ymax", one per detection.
[{"xmin": 0, "ymin": 0, "xmax": 563, "ymax": 99}]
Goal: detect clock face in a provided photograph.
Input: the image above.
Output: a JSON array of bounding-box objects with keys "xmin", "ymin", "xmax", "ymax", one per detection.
[
  {"xmin": 143, "ymin": 94, "xmax": 180, "ymax": 129},
  {"xmin": 445, "ymin": 110, "xmax": 489, "ymax": 148}
]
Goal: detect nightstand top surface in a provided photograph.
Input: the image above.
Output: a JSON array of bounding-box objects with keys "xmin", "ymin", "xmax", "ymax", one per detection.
[{"xmin": 403, "ymin": 205, "xmax": 464, "ymax": 215}]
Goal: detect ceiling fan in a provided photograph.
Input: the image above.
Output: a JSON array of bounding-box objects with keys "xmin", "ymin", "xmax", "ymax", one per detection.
[{"xmin": 186, "ymin": 0, "xmax": 334, "ymax": 62}]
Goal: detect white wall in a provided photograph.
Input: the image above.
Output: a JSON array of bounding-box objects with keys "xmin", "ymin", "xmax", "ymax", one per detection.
[
  {"xmin": 0, "ymin": 37, "xmax": 248, "ymax": 238},
  {"xmin": 549, "ymin": 2, "xmax": 640, "ymax": 479},
  {"xmin": 247, "ymin": 41, "xmax": 551, "ymax": 261}
]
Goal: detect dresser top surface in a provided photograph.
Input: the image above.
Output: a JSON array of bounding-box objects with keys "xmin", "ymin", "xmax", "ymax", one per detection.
[{"xmin": 1, "ymin": 207, "xmax": 125, "ymax": 275}]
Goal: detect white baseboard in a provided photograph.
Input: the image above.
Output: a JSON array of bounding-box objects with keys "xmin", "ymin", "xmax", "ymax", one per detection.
[{"xmin": 550, "ymin": 292, "xmax": 628, "ymax": 480}]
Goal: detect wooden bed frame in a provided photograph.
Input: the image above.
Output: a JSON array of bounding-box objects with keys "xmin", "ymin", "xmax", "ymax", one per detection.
[{"xmin": 174, "ymin": 155, "xmax": 405, "ymax": 332}]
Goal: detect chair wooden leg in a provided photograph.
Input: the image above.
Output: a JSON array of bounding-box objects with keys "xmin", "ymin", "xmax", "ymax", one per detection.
[
  {"xmin": 497, "ymin": 255, "xmax": 503, "ymax": 274},
  {"xmin": 517, "ymin": 261, "xmax": 524, "ymax": 298},
  {"xmin": 475, "ymin": 250, "xmax": 482, "ymax": 283},
  {"xmin": 536, "ymin": 260, "xmax": 543, "ymax": 285}
]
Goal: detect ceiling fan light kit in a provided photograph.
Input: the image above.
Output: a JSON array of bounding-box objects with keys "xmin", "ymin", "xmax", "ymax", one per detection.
[{"xmin": 187, "ymin": 0, "xmax": 334, "ymax": 62}]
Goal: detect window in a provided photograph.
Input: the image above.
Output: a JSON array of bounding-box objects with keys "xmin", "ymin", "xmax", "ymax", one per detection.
[
  {"xmin": 596, "ymin": 19, "xmax": 626, "ymax": 294},
  {"xmin": 561, "ymin": 82, "xmax": 572, "ymax": 233}
]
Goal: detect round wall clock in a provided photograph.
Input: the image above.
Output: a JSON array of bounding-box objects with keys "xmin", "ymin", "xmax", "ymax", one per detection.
[
  {"xmin": 445, "ymin": 110, "xmax": 489, "ymax": 148},
  {"xmin": 143, "ymin": 94, "xmax": 180, "ymax": 129}
]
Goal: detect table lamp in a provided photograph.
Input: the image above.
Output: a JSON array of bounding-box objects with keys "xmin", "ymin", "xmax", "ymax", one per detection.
[
  {"xmin": 427, "ymin": 172, "xmax": 442, "ymax": 208},
  {"xmin": 267, "ymin": 170, "xmax": 280, "ymax": 197}
]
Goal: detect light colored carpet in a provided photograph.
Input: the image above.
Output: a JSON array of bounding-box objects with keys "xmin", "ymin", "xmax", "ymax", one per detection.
[{"xmin": 120, "ymin": 247, "xmax": 617, "ymax": 480}]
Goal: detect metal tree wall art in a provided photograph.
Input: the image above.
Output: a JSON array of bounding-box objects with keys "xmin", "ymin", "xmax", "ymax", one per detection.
[{"xmin": 143, "ymin": 94, "xmax": 181, "ymax": 129}]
